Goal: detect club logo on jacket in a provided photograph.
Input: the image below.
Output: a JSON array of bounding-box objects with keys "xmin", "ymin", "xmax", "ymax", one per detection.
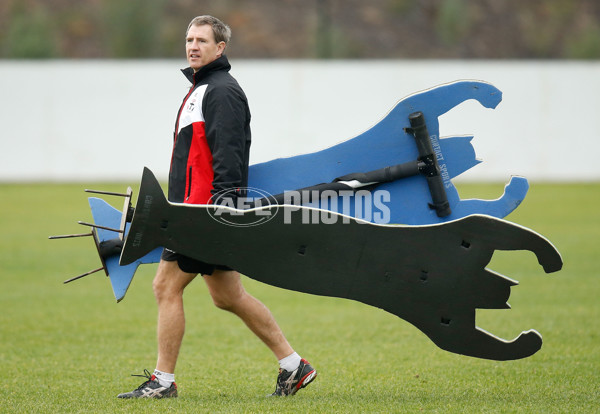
[
  {"xmin": 177, "ymin": 84, "xmax": 208, "ymax": 134},
  {"xmin": 186, "ymin": 100, "xmax": 195, "ymax": 112}
]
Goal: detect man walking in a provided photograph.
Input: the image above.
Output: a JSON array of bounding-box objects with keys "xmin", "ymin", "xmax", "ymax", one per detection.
[{"xmin": 117, "ymin": 15, "xmax": 316, "ymax": 399}]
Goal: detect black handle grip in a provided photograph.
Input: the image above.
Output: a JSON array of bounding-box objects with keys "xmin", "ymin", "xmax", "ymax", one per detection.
[{"xmin": 408, "ymin": 112, "xmax": 451, "ymax": 217}]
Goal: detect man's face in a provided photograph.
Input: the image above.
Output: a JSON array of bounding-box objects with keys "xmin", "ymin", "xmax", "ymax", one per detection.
[{"xmin": 186, "ymin": 24, "xmax": 226, "ymax": 72}]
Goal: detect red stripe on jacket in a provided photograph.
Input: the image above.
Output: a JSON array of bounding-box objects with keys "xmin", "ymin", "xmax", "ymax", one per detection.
[{"xmin": 184, "ymin": 121, "xmax": 214, "ymax": 205}]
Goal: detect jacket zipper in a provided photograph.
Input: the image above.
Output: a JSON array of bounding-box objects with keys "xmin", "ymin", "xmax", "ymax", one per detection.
[
  {"xmin": 186, "ymin": 166, "xmax": 193, "ymax": 200},
  {"xmin": 171, "ymin": 76, "xmax": 197, "ymax": 172}
]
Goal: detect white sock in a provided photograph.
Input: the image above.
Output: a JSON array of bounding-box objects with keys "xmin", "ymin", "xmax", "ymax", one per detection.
[
  {"xmin": 278, "ymin": 352, "xmax": 302, "ymax": 372},
  {"xmin": 153, "ymin": 369, "xmax": 175, "ymax": 387}
]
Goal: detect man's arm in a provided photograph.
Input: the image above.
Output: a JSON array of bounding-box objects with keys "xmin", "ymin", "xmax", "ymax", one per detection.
[{"xmin": 203, "ymin": 84, "xmax": 250, "ymax": 205}]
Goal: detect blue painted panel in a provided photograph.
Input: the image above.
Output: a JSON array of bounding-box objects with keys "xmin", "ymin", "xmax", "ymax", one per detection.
[{"xmin": 88, "ymin": 197, "xmax": 161, "ymax": 302}]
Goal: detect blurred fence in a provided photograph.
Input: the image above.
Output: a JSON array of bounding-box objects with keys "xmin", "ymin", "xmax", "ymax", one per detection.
[{"xmin": 1, "ymin": 59, "xmax": 598, "ymax": 182}]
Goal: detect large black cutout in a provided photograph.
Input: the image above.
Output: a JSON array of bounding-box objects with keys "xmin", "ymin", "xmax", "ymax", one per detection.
[{"xmin": 121, "ymin": 168, "xmax": 562, "ymax": 361}]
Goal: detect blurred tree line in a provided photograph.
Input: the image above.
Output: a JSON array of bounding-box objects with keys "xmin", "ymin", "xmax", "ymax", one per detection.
[{"xmin": 1, "ymin": 0, "xmax": 599, "ymax": 59}]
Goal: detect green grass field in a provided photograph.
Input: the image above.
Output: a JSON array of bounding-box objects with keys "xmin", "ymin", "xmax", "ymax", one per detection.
[{"xmin": 0, "ymin": 182, "xmax": 598, "ymax": 413}]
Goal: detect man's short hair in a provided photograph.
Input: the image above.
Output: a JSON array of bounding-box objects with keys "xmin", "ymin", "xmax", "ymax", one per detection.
[{"xmin": 186, "ymin": 15, "xmax": 231, "ymax": 44}]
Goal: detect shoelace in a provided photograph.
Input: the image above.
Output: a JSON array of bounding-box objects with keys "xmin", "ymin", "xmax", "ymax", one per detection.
[
  {"xmin": 130, "ymin": 369, "xmax": 154, "ymax": 390},
  {"xmin": 275, "ymin": 367, "xmax": 295, "ymax": 391}
]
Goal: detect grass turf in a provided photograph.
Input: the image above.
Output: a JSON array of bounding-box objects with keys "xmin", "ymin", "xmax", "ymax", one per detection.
[{"xmin": 0, "ymin": 182, "xmax": 598, "ymax": 413}]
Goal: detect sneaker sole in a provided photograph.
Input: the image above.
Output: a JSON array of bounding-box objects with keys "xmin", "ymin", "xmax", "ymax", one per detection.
[
  {"xmin": 292, "ymin": 369, "xmax": 317, "ymax": 395},
  {"xmin": 117, "ymin": 388, "xmax": 178, "ymax": 399}
]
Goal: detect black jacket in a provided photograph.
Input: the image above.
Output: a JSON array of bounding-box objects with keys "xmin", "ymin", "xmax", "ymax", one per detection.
[{"xmin": 169, "ymin": 55, "xmax": 251, "ymax": 205}]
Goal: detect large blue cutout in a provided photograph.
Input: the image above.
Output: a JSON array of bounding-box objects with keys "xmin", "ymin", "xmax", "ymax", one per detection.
[{"xmin": 249, "ymin": 80, "xmax": 527, "ymax": 224}]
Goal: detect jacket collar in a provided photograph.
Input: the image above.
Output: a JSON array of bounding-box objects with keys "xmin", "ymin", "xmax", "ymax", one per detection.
[{"xmin": 181, "ymin": 55, "xmax": 231, "ymax": 84}]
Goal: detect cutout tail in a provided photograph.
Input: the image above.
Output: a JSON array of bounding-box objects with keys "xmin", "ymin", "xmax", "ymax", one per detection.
[
  {"xmin": 120, "ymin": 168, "xmax": 170, "ymax": 266},
  {"xmin": 89, "ymin": 196, "xmax": 163, "ymax": 302}
]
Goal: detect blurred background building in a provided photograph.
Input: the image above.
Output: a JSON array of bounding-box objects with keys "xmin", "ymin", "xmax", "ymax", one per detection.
[
  {"xmin": 1, "ymin": 0, "xmax": 599, "ymax": 182},
  {"xmin": 2, "ymin": 0, "xmax": 599, "ymax": 60}
]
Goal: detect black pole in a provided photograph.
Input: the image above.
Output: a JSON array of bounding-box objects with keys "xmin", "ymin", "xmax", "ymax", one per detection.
[{"xmin": 407, "ymin": 112, "xmax": 452, "ymax": 217}]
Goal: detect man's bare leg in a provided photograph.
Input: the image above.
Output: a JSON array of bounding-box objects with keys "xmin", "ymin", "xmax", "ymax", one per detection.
[
  {"xmin": 203, "ymin": 269, "xmax": 294, "ymax": 360},
  {"xmin": 117, "ymin": 259, "xmax": 194, "ymax": 398},
  {"xmin": 204, "ymin": 269, "xmax": 317, "ymax": 396},
  {"xmin": 153, "ymin": 259, "xmax": 197, "ymax": 373}
]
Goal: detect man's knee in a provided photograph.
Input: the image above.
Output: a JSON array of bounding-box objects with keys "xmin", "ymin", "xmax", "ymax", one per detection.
[
  {"xmin": 206, "ymin": 270, "xmax": 246, "ymax": 312},
  {"xmin": 210, "ymin": 288, "xmax": 245, "ymax": 311},
  {"xmin": 153, "ymin": 260, "xmax": 196, "ymax": 302},
  {"xmin": 152, "ymin": 274, "xmax": 172, "ymax": 302}
]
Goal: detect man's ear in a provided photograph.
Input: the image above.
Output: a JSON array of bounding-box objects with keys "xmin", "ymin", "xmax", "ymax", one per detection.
[{"xmin": 217, "ymin": 41, "xmax": 226, "ymax": 57}]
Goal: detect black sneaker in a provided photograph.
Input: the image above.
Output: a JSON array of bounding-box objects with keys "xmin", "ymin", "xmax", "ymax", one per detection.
[
  {"xmin": 271, "ymin": 359, "xmax": 317, "ymax": 396},
  {"xmin": 117, "ymin": 369, "xmax": 178, "ymax": 399}
]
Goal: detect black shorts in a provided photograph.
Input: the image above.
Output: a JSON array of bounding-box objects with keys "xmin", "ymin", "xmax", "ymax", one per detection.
[{"xmin": 161, "ymin": 248, "xmax": 232, "ymax": 275}]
